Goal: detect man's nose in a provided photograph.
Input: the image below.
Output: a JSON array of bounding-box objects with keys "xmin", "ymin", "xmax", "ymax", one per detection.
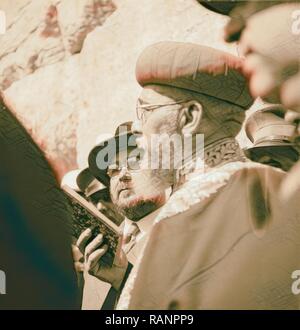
[{"xmin": 119, "ymin": 167, "xmax": 131, "ymax": 182}]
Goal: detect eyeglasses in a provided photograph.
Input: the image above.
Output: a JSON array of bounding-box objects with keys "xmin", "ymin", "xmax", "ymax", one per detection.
[
  {"xmin": 107, "ymin": 155, "xmax": 142, "ymax": 178},
  {"xmin": 136, "ymin": 100, "xmax": 188, "ymax": 124}
]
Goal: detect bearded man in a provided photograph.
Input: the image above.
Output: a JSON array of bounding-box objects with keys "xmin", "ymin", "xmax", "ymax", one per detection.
[
  {"xmin": 117, "ymin": 41, "xmax": 300, "ymax": 310},
  {"xmin": 73, "ymin": 122, "xmax": 170, "ymax": 309}
]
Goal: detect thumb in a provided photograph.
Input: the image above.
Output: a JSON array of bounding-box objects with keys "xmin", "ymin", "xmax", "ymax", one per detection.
[{"xmin": 281, "ymin": 72, "xmax": 300, "ymax": 113}]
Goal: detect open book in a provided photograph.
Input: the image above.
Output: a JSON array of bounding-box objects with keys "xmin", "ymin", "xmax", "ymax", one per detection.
[{"xmin": 62, "ymin": 184, "xmax": 123, "ymax": 267}]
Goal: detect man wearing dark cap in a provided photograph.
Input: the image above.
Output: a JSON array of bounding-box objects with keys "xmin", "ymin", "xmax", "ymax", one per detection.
[
  {"xmin": 116, "ymin": 41, "xmax": 300, "ymax": 310},
  {"xmin": 244, "ymin": 105, "xmax": 299, "ymax": 172},
  {"xmin": 72, "ymin": 122, "xmax": 170, "ymax": 309}
]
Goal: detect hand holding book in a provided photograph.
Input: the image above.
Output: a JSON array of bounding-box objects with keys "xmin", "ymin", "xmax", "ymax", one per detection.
[{"xmin": 73, "ymin": 228, "xmax": 128, "ymax": 291}]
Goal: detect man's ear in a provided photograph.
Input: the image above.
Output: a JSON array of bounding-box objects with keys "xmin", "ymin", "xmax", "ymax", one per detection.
[{"xmin": 178, "ymin": 101, "xmax": 202, "ymax": 134}]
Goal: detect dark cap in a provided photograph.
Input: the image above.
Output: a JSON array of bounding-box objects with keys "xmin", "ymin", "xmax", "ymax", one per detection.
[
  {"xmin": 136, "ymin": 41, "xmax": 254, "ymax": 110},
  {"xmin": 88, "ymin": 122, "xmax": 136, "ymax": 186}
]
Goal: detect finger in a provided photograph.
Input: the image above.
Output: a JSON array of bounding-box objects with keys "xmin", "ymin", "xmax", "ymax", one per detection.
[
  {"xmin": 281, "ymin": 73, "xmax": 300, "ymax": 112},
  {"xmin": 72, "ymin": 244, "xmax": 84, "ymax": 263},
  {"xmin": 224, "ymin": 16, "xmax": 245, "ymax": 43},
  {"xmin": 85, "ymin": 234, "xmax": 103, "ymax": 260},
  {"xmin": 238, "ymin": 27, "xmax": 253, "ymax": 56},
  {"xmin": 86, "ymin": 245, "xmax": 108, "ymax": 270},
  {"xmin": 279, "ymin": 160, "xmax": 300, "ymax": 202},
  {"xmin": 76, "ymin": 228, "xmax": 92, "ymax": 253},
  {"xmin": 71, "ymin": 244, "xmax": 77, "ymax": 253},
  {"xmin": 285, "ymin": 110, "xmax": 300, "ymax": 124},
  {"xmin": 250, "ymin": 71, "xmax": 277, "ymax": 99},
  {"xmin": 243, "ymin": 53, "xmax": 265, "ymax": 77},
  {"xmin": 74, "ymin": 261, "xmax": 84, "ymax": 273},
  {"xmin": 244, "ymin": 55, "xmax": 280, "ymax": 100}
]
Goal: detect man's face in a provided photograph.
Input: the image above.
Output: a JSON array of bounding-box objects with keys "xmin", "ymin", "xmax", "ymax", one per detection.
[
  {"xmin": 109, "ymin": 148, "xmax": 168, "ymax": 221},
  {"xmin": 133, "ymin": 85, "xmax": 187, "ymax": 187},
  {"xmin": 135, "ymin": 86, "xmax": 182, "ymax": 136}
]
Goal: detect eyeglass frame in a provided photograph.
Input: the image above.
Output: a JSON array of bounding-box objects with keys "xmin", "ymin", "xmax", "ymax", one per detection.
[
  {"xmin": 136, "ymin": 100, "xmax": 189, "ymax": 124},
  {"xmin": 106, "ymin": 155, "xmax": 142, "ymax": 179}
]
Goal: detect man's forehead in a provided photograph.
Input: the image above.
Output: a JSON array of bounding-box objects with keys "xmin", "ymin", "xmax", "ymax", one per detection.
[
  {"xmin": 110, "ymin": 148, "xmax": 135, "ymax": 165},
  {"xmin": 139, "ymin": 85, "xmax": 180, "ymax": 104}
]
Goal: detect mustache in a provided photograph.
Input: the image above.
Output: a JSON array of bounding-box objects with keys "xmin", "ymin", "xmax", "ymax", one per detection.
[
  {"xmin": 116, "ymin": 182, "xmax": 133, "ymax": 196},
  {"xmin": 118, "ymin": 194, "xmax": 166, "ymax": 221}
]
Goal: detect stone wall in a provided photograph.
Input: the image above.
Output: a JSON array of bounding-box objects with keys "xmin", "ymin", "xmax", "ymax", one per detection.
[
  {"xmin": 0, "ymin": 0, "xmax": 116, "ymax": 178},
  {"xmin": 0, "ymin": 0, "xmax": 262, "ymax": 179}
]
